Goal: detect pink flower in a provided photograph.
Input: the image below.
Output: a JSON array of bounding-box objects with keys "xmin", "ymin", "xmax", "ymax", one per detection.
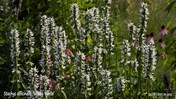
[
  {"xmin": 160, "ymin": 25, "xmax": 168, "ymax": 36},
  {"xmin": 159, "ymin": 39, "xmax": 166, "ymax": 48},
  {"xmin": 48, "ymin": 59, "xmax": 53, "ymax": 66},
  {"xmin": 149, "ymin": 33, "xmax": 155, "ymax": 45},
  {"xmin": 49, "ymin": 79, "xmax": 54, "ymax": 91},
  {"xmin": 86, "ymin": 55, "xmax": 93, "ymax": 62},
  {"xmin": 146, "ymin": 33, "xmax": 154, "ymax": 45},
  {"xmin": 56, "ymin": 82, "xmax": 60, "ymax": 90},
  {"xmin": 66, "ymin": 48, "xmax": 74, "ymax": 57}
]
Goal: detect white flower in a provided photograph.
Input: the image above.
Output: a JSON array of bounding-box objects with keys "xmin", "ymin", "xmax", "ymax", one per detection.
[
  {"xmin": 70, "ymin": 3, "xmax": 81, "ymax": 31},
  {"xmin": 115, "ymin": 77, "xmax": 127, "ymax": 92},
  {"xmin": 121, "ymin": 39, "xmax": 131, "ymax": 63},
  {"xmin": 142, "ymin": 44, "xmax": 157, "ymax": 80},
  {"xmin": 140, "ymin": 2, "xmax": 149, "ymax": 29},
  {"xmin": 10, "ymin": 29, "xmax": 21, "ymax": 85},
  {"xmin": 24, "ymin": 29, "xmax": 35, "ymax": 60}
]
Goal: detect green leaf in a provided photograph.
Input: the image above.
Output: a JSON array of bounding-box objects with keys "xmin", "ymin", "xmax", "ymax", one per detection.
[
  {"xmin": 61, "ymin": 89, "xmax": 67, "ymax": 99},
  {"xmin": 18, "ymin": 83, "xmax": 21, "ymax": 89},
  {"xmin": 19, "ymin": 67, "xmax": 28, "ymax": 76},
  {"xmin": 0, "ymin": 17, "xmax": 3, "ymax": 21},
  {"xmin": 166, "ymin": 20, "xmax": 173, "ymax": 29},
  {"xmin": 86, "ymin": 36, "xmax": 92, "ymax": 47},
  {"xmin": 163, "ymin": 57, "xmax": 169, "ymax": 67}
]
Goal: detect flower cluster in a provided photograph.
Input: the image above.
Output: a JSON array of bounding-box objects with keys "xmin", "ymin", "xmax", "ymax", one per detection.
[
  {"xmin": 139, "ymin": 2, "xmax": 149, "ymax": 32},
  {"xmin": 40, "ymin": 15, "xmax": 51, "ymax": 73},
  {"xmin": 70, "ymin": 4, "xmax": 86, "ymax": 97},
  {"xmin": 142, "ymin": 44, "xmax": 157, "ymax": 81},
  {"xmin": 58, "ymin": 27, "xmax": 70, "ymax": 67},
  {"xmin": 128, "ymin": 23, "xmax": 141, "ymax": 50},
  {"xmin": 80, "ymin": 52, "xmax": 92, "ymax": 96},
  {"xmin": 70, "ymin": 3, "xmax": 81, "ymax": 37},
  {"xmin": 39, "ymin": 75, "xmax": 50, "ymax": 93},
  {"xmin": 128, "ymin": 23, "xmax": 139, "ymax": 41},
  {"xmin": 24, "ymin": 29, "xmax": 35, "ymax": 57},
  {"xmin": 10, "ymin": 29, "xmax": 21, "ymax": 85},
  {"xmin": 70, "ymin": 3, "xmax": 115, "ymax": 98},
  {"xmin": 24, "ymin": 29, "xmax": 35, "ymax": 70},
  {"xmin": 160, "ymin": 25, "xmax": 168, "ymax": 36},
  {"xmin": 88, "ymin": 6, "xmax": 114, "ymax": 98},
  {"xmin": 119, "ymin": 2, "xmax": 157, "ymax": 97},
  {"xmin": 102, "ymin": 0, "xmax": 114, "ymax": 54},
  {"xmin": 70, "ymin": 3, "xmax": 85, "ymax": 58},
  {"xmin": 121, "ymin": 40, "xmax": 131, "ymax": 64},
  {"xmin": 146, "ymin": 33, "xmax": 155, "ymax": 45},
  {"xmin": 50, "ymin": 17, "xmax": 59, "ymax": 68},
  {"xmin": 139, "ymin": 2, "xmax": 157, "ymax": 82},
  {"xmin": 39, "ymin": 15, "xmax": 71, "ymax": 95},
  {"xmin": 100, "ymin": 70, "xmax": 113, "ymax": 98},
  {"xmin": 114, "ymin": 77, "xmax": 127, "ymax": 93},
  {"xmin": 10, "ymin": 29, "xmax": 20, "ymax": 66},
  {"xmin": 39, "ymin": 15, "xmax": 51, "ymax": 93},
  {"xmin": 158, "ymin": 25, "xmax": 168, "ymax": 58},
  {"xmin": 28, "ymin": 67, "xmax": 39, "ymax": 93},
  {"xmin": 159, "ymin": 39, "xmax": 166, "ymax": 48},
  {"xmin": 104, "ymin": 0, "xmax": 111, "ymax": 19}
]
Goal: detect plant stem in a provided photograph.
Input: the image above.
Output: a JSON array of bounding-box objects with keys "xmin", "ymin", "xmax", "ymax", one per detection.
[
  {"xmin": 129, "ymin": 65, "xmax": 131, "ymax": 98},
  {"xmin": 137, "ymin": 25, "xmax": 144, "ymax": 99},
  {"xmin": 15, "ymin": 54, "xmax": 19, "ymax": 99}
]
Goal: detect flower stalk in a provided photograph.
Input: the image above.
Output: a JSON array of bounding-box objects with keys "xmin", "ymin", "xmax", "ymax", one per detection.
[
  {"xmin": 10, "ymin": 29, "xmax": 20, "ymax": 99},
  {"xmin": 137, "ymin": 2, "xmax": 149, "ymax": 98}
]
